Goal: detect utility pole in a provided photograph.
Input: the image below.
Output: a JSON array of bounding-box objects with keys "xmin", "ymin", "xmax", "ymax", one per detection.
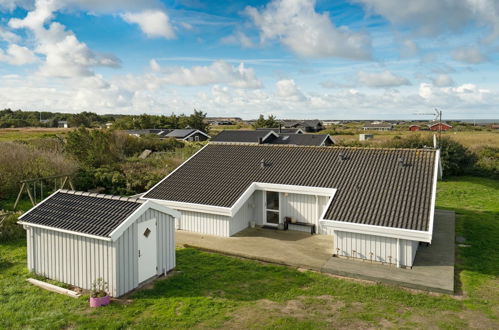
[{"xmin": 414, "ymin": 108, "xmax": 443, "ymax": 149}]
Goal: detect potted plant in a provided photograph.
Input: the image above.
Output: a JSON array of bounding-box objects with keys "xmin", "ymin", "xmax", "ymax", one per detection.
[{"xmin": 89, "ymin": 278, "xmax": 110, "ymax": 308}]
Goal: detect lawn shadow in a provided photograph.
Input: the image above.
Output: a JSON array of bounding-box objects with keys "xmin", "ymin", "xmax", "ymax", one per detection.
[{"xmin": 132, "ymin": 248, "xmax": 312, "ymax": 302}]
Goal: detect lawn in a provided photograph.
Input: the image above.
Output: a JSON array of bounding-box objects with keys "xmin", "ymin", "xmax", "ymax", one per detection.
[
  {"xmin": 0, "ymin": 127, "xmax": 72, "ymax": 141},
  {"xmin": 0, "ymin": 176, "xmax": 498, "ymax": 329}
]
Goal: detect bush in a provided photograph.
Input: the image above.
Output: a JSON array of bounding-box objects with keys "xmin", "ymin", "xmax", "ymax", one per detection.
[
  {"xmin": 0, "ymin": 142, "xmax": 78, "ymax": 199},
  {"xmin": 0, "ymin": 212, "xmax": 24, "ymax": 243},
  {"xmin": 472, "ymin": 146, "xmax": 499, "ymax": 179},
  {"xmin": 383, "ymin": 135, "xmax": 477, "ymax": 176}
]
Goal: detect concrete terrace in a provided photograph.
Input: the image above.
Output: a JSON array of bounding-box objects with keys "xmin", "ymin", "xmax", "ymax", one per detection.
[{"xmin": 176, "ymin": 210, "xmax": 455, "ymax": 294}]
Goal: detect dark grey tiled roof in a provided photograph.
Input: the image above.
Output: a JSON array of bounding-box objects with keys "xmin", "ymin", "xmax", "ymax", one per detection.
[
  {"xmin": 165, "ymin": 129, "xmax": 198, "ymax": 138},
  {"xmin": 212, "ymin": 130, "xmax": 274, "ymax": 143},
  {"xmin": 256, "ymin": 128, "xmax": 303, "ymax": 134},
  {"xmin": 272, "ymin": 134, "xmax": 333, "ymax": 146},
  {"xmin": 128, "ymin": 129, "xmax": 172, "ymax": 136},
  {"xmin": 144, "ymin": 144, "xmax": 437, "ymax": 231},
  {"xmin": 19, "ymin": 190, "xmax": 144, "ymax": 237}
]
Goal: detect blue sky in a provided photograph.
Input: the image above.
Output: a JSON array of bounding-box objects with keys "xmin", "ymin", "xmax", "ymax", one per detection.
[{"xmin": 0, "ymin": 0, "xmax": 498, "ymax": 119}]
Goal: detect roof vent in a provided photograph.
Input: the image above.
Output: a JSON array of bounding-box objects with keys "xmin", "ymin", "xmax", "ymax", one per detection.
[
  {"xmin": 260, "ymin": 159, "xmax": 266, "ymax": 168},
  {"xmin": 398, "ymin": 157, "xmax": 409, "ymax": 167},
  {"xmin": 338, "ymin": 153, "xmax": 347, "ymax": 161}
]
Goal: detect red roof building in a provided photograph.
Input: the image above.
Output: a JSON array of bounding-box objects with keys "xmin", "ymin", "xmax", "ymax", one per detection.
[{"xmin": 429, "ymin": 123, "xmax": 452, "ymax": 131}]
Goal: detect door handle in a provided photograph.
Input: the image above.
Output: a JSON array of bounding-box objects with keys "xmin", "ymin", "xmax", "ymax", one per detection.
[{"xmin": 138, "ymin": 250, "xmax": 141, "ymax": 257}]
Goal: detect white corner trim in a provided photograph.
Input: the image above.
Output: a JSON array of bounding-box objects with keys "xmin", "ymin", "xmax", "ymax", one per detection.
[
  {"xmin": 144, "ymin": 198, "xmax": 232, "ymax": 216},
  {"xmin": 142, "ymin": 144, "xmax": 209, "ymax": 197},
  {"xmin": 108, "ymin": 200, "xmax": 181, "ymax": 241},
  {"xmin": 184, "ymin": 129, "xmax": 210, "ymax": 140},
  {"xmin": 17, "ymin": 189, "xmax": 62, "ymax": 221},
  {"xmin": 426, "ymin": 148, "xmax": 440, "ymax": 244},
  {"xmin": 262, "ymin": 131, "xmax": 279, "ymax": 142},
  {"xmin": 17, "ymin": 221, "xmax": 113, "ymax": 242},
  {"xmin": 320, "ymin": 219, "xmax": 432, "ymax": 242}
]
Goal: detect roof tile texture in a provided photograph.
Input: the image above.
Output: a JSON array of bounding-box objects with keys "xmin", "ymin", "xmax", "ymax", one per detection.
[{"xmin": 144, "ymin": 144, "xmax": 437, "ymax": 232}]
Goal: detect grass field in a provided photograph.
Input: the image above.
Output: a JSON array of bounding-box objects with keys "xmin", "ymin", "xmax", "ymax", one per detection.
[
  {"xmin": 0, "ymin": 127, "xmax": 72, "ymax": 141},
  {"xmin": 332, "ymin": 130, "xmax": 499, "ymax": 149},
  {"xmin": 0, "ymin": 176, "xmax": 497, "ymax": 329}
]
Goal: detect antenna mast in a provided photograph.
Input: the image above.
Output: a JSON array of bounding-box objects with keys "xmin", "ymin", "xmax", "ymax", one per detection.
[{"xmin": 413, "ymin": 108, "xmax": 442, "ymax": 148}]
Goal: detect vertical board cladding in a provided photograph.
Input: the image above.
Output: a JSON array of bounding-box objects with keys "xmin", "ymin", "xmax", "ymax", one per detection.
[
  {"xmin": 29, "ymin": 227, "xmax": 117, "ymax": 296},
  {"xmin": 115, "ymin": 209, "xmax": 176, "ymax": 296},
  {"xmin": 333, "ymin": 230, "xmax": 418, "ymax": 267},
  {"xmin": 280, "ymin": 193, "xmax": 331, "ymax": 233},
  {"xmin": 230, "ymin": 194, "xmax": 254, "ymax": 236},
  {"xmin": 253, "ymin": 190, "xmax": 264, "ymax": 226},
  {"xmin": 178, "ymin": 210, "xmax": 231, "ymax": 237}
]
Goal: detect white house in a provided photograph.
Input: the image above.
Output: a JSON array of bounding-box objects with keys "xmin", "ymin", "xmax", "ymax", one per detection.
[
  {"xmin": 18, "ymin": 190, "xmax": 180, "ymax": 297},
  {"xmin": 143, "ymin": 143, "xmax": 440, "ymax": 268}
]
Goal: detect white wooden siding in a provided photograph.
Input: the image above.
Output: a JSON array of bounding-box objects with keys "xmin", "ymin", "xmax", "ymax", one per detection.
[
  {"xmin": 29, "ymin": 227, "xmax": 118, "ymax": 295},
  {"xmin": 26, "ymin": 208, "xmax": 175, "ymax": 297},
  {"xmin": 178, "ymin": 210, "xmax": 230, "ymax": 237},
  {"xmin": 333, "ymin": 230, "xmax": 418, "ymax": 267},
  {"xmin": 230, "ymin": 194, "xmax": 254, "ymax": 235},
  {"xmin": 115, "ymin": 209, "xmax": 175, "ymax": 296}
]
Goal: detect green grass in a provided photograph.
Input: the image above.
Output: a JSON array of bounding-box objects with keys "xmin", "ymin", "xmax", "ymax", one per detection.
[{"xmin": 0, "ymin": 176, "xmax": 497, "ymax": 328}]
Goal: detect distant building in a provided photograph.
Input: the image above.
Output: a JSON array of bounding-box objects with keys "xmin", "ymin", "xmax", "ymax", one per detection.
[
  {"xmin": 127, "ymin": 128, "xmax": 210, "ymax": 141},
  {"xmin": 408, "ymin": 125, "xmax": 421, "ymax": 131},
  {"xmin": 281, "ymin": 120, "xmax": 323, "ymax": 132},
  {"xmin": 57, "ymin": 121, "xmax": 68, "ymax": 128},
  {"xmin": 362, "ymin": 122, "xmax": 393, "ymax": 131},
  {"xmin": 212, "ymin": 130, "xmax": 335, "ymax": 146},
  {"xmin": 429, "ymin": 123, "xmax": 452, "ymax": 131},
  {"xmin": 359, "ymin": 134, "xmax": 374, "ymax": 141},
  {"xmin": 256, "ymin": 128, "xmax": 304, "ymax": 134}
]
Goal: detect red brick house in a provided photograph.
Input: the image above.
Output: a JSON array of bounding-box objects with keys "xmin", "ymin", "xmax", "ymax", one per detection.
[{"xmin": 408, "ymin": 125, "xmax": 421, "ymax": 131}]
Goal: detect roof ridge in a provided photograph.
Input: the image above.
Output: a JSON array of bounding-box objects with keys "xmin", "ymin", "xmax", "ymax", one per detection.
[
  {"xmin": 208, "ymin": 142, "xmax": 437, "ymax": 152},
  {"xmin": 58, "ymin": 189, "xmax": 145, "ymax": 203}
]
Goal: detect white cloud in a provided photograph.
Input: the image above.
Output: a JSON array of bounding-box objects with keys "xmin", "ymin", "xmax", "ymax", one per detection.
[
  {"xmin": 275, "ymin": 79, "xmax": 306, "ymax": 101},
  {"xmin": 0, "ymin": 44, "xmax": 38, "ymax": 65},
  {"xmin": 245, "ymin": 0, "xmax": 371, "ymax": 59},
  {"xmin": 431, "ymin": 74, "xmax": 454, "ymax": 87},
  {"xmin": 452, "ymin": 47, "xmax": 488, "ymax": 64},
  {"xmin": 148, "ymin": 60, "xmax": 262, "ymax": 89},
  {"xmin": 121, "ymin": 10, "xmax": 175, "ymax": 39},
  {"xmin": 354, "ymin": 0, "xmax": 499, "ymax": 42},
  {"xmin": 357, "ymin": 70, "xmax": 410, "ymax": 88},
  {"xmin": 8, "ymin": 0, "xmax": 120, "ymax": 78},
  {"xmin": 0, "ymin": 26, "xmax": 21, "ymax": 43},
  {"xmin": 221, "ymin": 30, "xmax": 255, "ymax": 48},
  {"xmin": 400, "ymin": 39, "xmax": 418, "ymax": 58}
]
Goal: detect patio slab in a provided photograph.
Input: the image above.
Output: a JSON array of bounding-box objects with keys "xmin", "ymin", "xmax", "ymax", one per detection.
[
  {"xmin": 176, "ymin": 209, "xmax": 455, "ymax": 294},
  {"xmin": 177, "ymin": 227, "xmax": 333, "ymax": 270}
]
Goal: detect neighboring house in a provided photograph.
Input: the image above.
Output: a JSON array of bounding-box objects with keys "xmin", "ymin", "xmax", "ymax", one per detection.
[
  {"xmin": 17, "ymin": 190, "xmax": 180, "ymax": 297},
  {"xmin": 359, "ymin": 134, "xmax": 374, "ymax": 141},
  {"xmin": 273, "ymin": 134, "xmax": 335, "ymax": 146},
  {"xmin": 127, "ymin": 129, "xmax": 172, "ymax": 137},
  {"xmin": 362, "ymin": 122, "xmax": 393, "ymax": 131},
  {"xmin": 256, "ymin": 128, "xmax": 304, "ymax": 134},
  {"xmin": 143, "ymin": 144, "xmax": 440, "ymax": 268},
  {"xmin": 58, "ymin": 121, "xmax": 68, "ymax": 128},
  {"xmin": 408, "ymin": 125, "xmax": 421, "ymax": 131},
  {"xmin": 281, "ymin": 120, "xmax": 324, "ymax": 132},
  {"xmin": 429, "ymin": 123, "xmax": 452, "ymax": 131},
  {"xmin": 212, "ymin": 130, "xmax": 335, "ymax": 146},
  {"xmin": 127, "ymin": 128, "xmax": 209, "ymax": 141},
  {"xmin": 164, "ymin": 129, "xmax": 210, "ymax": 142}
]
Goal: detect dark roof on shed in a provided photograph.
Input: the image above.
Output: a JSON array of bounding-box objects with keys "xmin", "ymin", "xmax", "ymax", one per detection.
[
  {"xmin": 212, "ymin": 130, "xmax": 273, "ymax": 143},
  {"xmin": 256, "ymin": 128, "xmax": 303, "ymax": 134},
  {"xmin": 144, "ymin": 144, "xmax": 437, "ymax": 232},
  {"xmin": 165, "ymin": 129, "xmax": 198, "ymax": 138},
  {"xmin": 19, "ymin": 190, "xmax": 144, "ymax": 237}
]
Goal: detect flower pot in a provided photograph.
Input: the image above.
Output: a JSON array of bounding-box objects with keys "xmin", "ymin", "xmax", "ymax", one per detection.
[{"xmin": 89, "ymin": 295, "xmax": 110, "ymax": 308}]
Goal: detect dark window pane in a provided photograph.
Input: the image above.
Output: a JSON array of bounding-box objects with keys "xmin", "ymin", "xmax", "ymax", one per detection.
[
  {"xmin": 266, "ymin": 191, "xmax": 279, "ymax": 210},
  {"xmin": 266, "ymin": 211, "xmax": 279, "ymax": 224}
]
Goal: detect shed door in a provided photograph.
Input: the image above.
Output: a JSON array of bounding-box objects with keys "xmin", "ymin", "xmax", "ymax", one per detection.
[{"xmin": 138, "ymin": 218, "xmax": 157, "ymax": 283}]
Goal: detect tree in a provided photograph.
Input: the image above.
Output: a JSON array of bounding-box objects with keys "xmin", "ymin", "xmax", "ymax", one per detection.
[
  {"xmin": 252, "ymin": 114, "xmax": 279, "ymax": 128},
  {"xmin": 186, "ymin": 109, "xmax": 208, "ymax": 132}
]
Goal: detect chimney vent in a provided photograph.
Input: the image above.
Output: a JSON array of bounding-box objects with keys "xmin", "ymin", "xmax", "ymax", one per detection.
[
  {"xmin": 339, "ymin": 153, "xmax": 347, "ymax": 161},
  {"xmin": 260, "ymin": 159, "xmax": 266, "ymax": 168},
  {"xmin": 258, "ymin": 137, "xmax": 263, "ymax": 144}
]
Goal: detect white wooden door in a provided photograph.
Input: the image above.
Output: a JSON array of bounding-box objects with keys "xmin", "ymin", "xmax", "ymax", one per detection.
[{"xmin": 138, "ymin": 218, "xmax": 157, "ymax": 283}]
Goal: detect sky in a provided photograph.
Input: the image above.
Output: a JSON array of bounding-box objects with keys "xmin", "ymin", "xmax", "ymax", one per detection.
[{"xmin": 0, "ymin": 0, "xmax": 498, "ymax": 120}]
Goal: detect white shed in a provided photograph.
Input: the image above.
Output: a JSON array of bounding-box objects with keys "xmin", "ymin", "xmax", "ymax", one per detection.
[{"xmin": 18, "ymin": 190, "xmax": 180, "ymax": 297}]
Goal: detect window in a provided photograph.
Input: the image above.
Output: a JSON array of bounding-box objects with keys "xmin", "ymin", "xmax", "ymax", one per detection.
[{"xmin": 194, "ymin": 135, "xmax": 200, "ymax": 141}]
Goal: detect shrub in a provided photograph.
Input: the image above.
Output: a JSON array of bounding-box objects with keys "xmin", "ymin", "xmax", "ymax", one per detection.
[
  {"xmin": 383, "ymin": 134, "xmax": 477, "ymax": 176},
  {"xmin": 0, "ymin": 142, "xmax": 78, "ymax": 199},
  {"xmin": 0, "ymin": 212, "xmax": 24, "ymax": 243}
]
